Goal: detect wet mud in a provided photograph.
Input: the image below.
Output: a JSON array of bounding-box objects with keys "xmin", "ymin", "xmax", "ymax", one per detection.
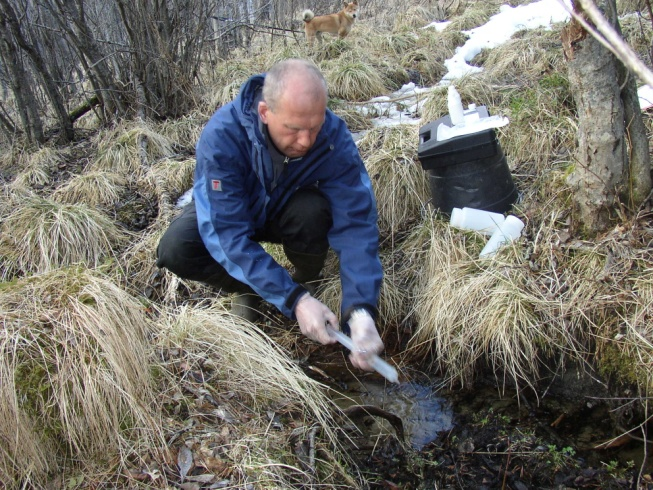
[{"xmin": 305, "ymin": 347, "xmax": 652, "ymax": 489}]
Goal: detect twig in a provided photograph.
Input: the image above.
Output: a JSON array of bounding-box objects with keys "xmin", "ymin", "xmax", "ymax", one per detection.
[
  {"xmin": 308, "ymin": 425, "xmax": 319, "ymax": 473},
  {"xmin": 344, "ymin": 87, "xmax": 438, "ymax": 106}
]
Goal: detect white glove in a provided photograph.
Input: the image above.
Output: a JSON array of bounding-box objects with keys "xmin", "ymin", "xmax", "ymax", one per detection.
[
  {"xmin": 294, "ymin": 293, "xmax": 338, "ymax": 345},
  {"xmin": 348, "ymin": 309, "xmax": 384, "ymax": 371}
]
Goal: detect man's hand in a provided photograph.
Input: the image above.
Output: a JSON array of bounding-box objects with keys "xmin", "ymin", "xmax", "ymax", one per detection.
[
  {"xmin": 348, "ymin": 309, "xmax": 384, "ymax": 371},
  {"xmin": 295, "ymin": 293, "xmax": 339, "ymax": 345}
]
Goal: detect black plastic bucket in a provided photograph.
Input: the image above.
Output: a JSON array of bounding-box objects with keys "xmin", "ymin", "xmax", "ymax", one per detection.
[{"xmin": 418, "ymin": 109, "xmax": 518, "ymax": 215}]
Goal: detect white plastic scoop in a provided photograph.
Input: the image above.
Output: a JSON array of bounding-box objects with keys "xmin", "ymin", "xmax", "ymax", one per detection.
[{"xmin": 327, "ymin": 327, "xmax": 399, "ymax": 384}]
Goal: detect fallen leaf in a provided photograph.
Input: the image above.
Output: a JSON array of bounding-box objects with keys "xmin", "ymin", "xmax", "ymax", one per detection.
[
  {"xmin": 177, "ymin": 445, "xmax": 194, "ymax": 482},
  {"xmin": 213, "ymin": 406, "xmax": 237, "ymax": 424},
  {"xmin": 186, "ymin": 474, "xmax": 216, "ymax": 483},
  {"xmin": 179, "ymin": 483, "xmax": 199, "ymax": 490}
]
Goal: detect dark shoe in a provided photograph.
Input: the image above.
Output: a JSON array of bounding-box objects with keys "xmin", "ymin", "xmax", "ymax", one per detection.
[
  {"xmin": 231, "ymin": 293, "xmax": 260, "ymax": 322},
  {"xmin": 284, "ymin": 247, "xmax": 328, "ymax": 285}
]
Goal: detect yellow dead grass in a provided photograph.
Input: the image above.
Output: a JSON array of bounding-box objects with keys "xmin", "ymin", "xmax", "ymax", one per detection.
[
  {"xmin": 358, "ymin": 124, "xmax": 430, "ymax": 237},
  {"xmin": 0, "ymin": 195, "xmax": 128, "ymax": 275},
  {"xmin": 153, "ymin": 302, "xmax": 358, "ymax": 487},
  {"xmin": 91, "ymin": 122, "xmax": 174, "ymax": 177},
  {"xmin": 0, "ymin": 268, "xmax": 162, "ymax": 487},
  {"xmin": 405, "ymin": 215, "xmax": 581, "ymax": 391}
]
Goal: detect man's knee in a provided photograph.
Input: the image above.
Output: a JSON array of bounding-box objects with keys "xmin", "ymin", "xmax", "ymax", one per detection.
[
  {"xmin": 155, "ymin": 204, "xmax": 211, "ymax": 278},
  {"xmin": 280, "ymin": 188, "xmax": 332, "ymax": 248}
]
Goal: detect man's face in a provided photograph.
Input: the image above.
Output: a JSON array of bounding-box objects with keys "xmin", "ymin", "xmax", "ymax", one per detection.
[{"xmin": 258, "ymin": 92, "xmax": 326, "ymax": 158}]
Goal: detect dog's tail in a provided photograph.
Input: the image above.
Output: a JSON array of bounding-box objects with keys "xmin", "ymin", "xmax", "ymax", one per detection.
[{"xmin": 302, "ymin": 9, "xmax": 314, "ymax": 23}]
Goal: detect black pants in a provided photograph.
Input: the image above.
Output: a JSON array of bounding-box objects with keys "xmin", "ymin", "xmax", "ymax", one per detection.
[{"xmin": 156, "ymin": 188, "xmax": 332, "ymax": 293}]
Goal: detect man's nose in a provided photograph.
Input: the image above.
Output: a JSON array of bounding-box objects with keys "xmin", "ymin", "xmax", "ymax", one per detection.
[{"xmin": 297, "ymin": 130, "xmax": 312, "ymax": 148}]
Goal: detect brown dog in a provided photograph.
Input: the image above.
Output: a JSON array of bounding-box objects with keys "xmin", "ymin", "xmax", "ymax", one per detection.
[{"xmin": 302, "ymin": 1, "xmax": 358, "ymax": 47}]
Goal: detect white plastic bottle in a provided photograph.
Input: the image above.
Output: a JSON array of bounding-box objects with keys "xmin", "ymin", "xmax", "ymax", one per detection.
[
  {"xmin": 450, "ymin": 207, "xmax": 505, "ymax": 236},
  {"xmin": 447, "ymin": 85, "xmax": 465, "ymax": 126},
  {"xmin": 479, "ymin": 215, "xmax": 525, "ymax": 258}
]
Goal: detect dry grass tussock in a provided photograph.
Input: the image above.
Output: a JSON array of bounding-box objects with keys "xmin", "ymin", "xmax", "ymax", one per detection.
[
  {"xmin": 91, "ymin": 121, "xmax": 174, "ymax": 176},
  {"xmin": 0, "ymin": 268, "xmax": 162, "ymax": 487},
  {"xmin": 203, "ymin": 57, "xmax": 265, "ymax": 110},
  {"xmin": 406, "ymin": 216, "xmax": 582, "ymax": 390},
  {"xmin": 393, "ymin": 5, "xmax": 447, "ymax": 30},
  {"xmin": 0, "ymin": 195, "xmax": 128, "ymax": 276},
  {"xmin": 446, "ymin": 0, "xmax": 498, "ymax": 31},
  {"xmin": 322, "ymin": 53, "xmax": 388, "ymax": 101},
  {"xmin": 561, "ymin": 228, "xmax": 653, "ymax": 393},
  {"xmin": 154, "ymin": 302, "xmax": 359, "ymax": 487},
  {"xmin": 52, "ymin": 170, "xmax": 127, "ymax": 207},
  {"xmin": 156, "ymin": 113, "xmax": 207, "ymax": 149},
  {"xmin": 12, "ymin": 146, "xmax": 66, "ymax": 189},
  {"xmin": 358, "ymin": 124, "xmax": 430, "ymax": 237},
  {"xmin": 142, "ymin": 157, "xmax": 195, "ymax": 199},
  {"xmin": 373, "ymin": 31, "xmax": 419, "ymax": 56},
  {"xmin": 140, "ymin": 157, "xmax": 194, "ymax": 221},
  {"xmin": 330, "ymin": 103, "xmax": 374, "ymax": 132},
  {"xmin": 119, "ymin": 222, "xmax": 167, "ymax": 295}
]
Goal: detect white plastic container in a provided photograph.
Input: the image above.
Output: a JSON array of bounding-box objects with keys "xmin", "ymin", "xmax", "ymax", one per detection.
[
  {"xmin": 447, "ymin": 85, "xmax": 465, "ymax": 126},
  {"xmin": 450, "ymin": 207, "xmax": 505, "ymax": 236},
  {"xmin": 479, "ymin": 215, "xmax": 525, "ymax": 258}
]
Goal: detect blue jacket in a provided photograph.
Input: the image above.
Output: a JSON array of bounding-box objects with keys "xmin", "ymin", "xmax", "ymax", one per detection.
[{"xmin": 194, "ymin": 73, "xmax": 382, "ymax": 320}]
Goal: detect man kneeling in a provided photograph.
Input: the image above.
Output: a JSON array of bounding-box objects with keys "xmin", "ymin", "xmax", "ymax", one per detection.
[{"xmin": 156, "ymin": 59, "xmax": 384, "ymax": 372}]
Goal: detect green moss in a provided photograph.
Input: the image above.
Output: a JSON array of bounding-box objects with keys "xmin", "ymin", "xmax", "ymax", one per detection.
[
  {"xmin": 508, "ymin": 89, "xmax": 539, "ymax": 121},
  {"xmin": 598, "ymin": 343, "xmax": 641, "ymax": 386},
  {"xmin": 538, "ymin": 72, "xmax": 569, "ymax": 91}
]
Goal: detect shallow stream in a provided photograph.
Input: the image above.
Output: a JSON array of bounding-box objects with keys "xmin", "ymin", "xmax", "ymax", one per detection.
[{"xmin": 305, "ymin": 347, "xmax": 652, "ymax": 487}]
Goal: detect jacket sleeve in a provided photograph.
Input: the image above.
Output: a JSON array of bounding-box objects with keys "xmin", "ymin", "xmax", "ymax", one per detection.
[
  {"xmin": 193, "ymin": 115, "xmax": 307, "ymax": 318},
  {"xmin": 318, "ymin": 124, "xmax": 383, "ymax": 321}
]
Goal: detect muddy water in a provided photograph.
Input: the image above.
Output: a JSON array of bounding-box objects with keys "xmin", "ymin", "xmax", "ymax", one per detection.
[
  {"xmin": 331, "ymin": 377, "xmax": 453, "ymax": 449},
  {"xmin": 309, "ymin": 350, "xmax": 453, "ymax": 449},
  {"xmin": 307, "ymin": 349, "xmax": 653, "ymax": 485}
]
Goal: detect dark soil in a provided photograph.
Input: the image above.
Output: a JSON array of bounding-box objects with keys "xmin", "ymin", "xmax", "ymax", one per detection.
[
  {"xmin": 342, "ymin": 382, "xmax": 649, "ymax": 489},
  {"xmin": 143, "ymin": 274, "xmax": 653, "ymax": 490}
]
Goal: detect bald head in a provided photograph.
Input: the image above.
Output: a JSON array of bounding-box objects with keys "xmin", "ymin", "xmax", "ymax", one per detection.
[
  {"xmin": 258, "ymin": 59, "xmax": 328, "ymax": 158},
  {"xmin": 262, "ymin": 59, "xmax": 328, "ymax": 112}
]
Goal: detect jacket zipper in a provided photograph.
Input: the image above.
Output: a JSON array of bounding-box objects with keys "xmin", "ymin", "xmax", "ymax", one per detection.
[{"xmin": 268, "ymin": 145, "xmax": 332, "ymax": 220}]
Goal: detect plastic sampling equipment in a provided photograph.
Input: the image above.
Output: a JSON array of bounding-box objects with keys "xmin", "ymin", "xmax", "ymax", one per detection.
[
  {"xmin": 418, "ymin": 86, "xmax": 518, "ymax": 215},
  {"xmin": 479, "ymin": 215, "xmax": 525, "ymax": 258},
  {"xmin": 327, "ymin": 327, "xmax": 399, "ymax": 384},
  {"xmin": 450, "ymin": 207, "xmax": 506, "ymax": 236}
]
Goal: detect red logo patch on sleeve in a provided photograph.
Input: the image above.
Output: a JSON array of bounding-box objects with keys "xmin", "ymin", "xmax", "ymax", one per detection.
[{"xmin": 211, "ymin": 179, "xmax": 222, "ymax": 191}]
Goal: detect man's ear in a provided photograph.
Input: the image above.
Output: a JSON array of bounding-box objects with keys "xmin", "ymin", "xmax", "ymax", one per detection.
[{"xmin": 258, "ymin": 101, "xmax": 270, "ymax": 124}]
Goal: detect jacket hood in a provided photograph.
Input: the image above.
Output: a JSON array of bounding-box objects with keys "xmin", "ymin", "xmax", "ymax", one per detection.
[{"xmin": 234, "ymin": 74, "xmax": 266, "ymax": 143}]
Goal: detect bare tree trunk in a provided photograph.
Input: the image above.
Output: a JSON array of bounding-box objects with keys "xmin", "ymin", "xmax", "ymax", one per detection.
[
  {"xmin": 0, "ymin": 32, "xmax": 44, "ymax": 145},
  {"xmin": 0, "ymin": 0, "xmax": 75, "ymax": 141},
  {"xmin": 0, "ymin": 101, "xmax": 18, "ymax": 139},
  {"xmin": 610, "ymin": 1, "xmax": 653, "ymax": 207},
  {"xmin": 562, "ymin": 0, "xmax": 628, "ymax": 236},
  {"xmin": 0, "ymin": 0, "xmax": 74, "ymax": 142},
  {"xmin": 46, "ymin": 0, "xmax": 129, "ymax": 119},
  {"xmin": 114, "ymin": 0, "xmax": 201, "ymax": 119}
]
